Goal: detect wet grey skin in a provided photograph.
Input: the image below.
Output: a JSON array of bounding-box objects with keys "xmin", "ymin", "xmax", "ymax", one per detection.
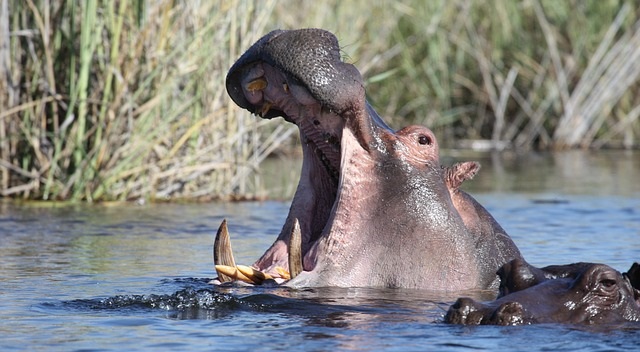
[
  {"xmin": 223, "ymin": 28, "xmax": 522, "ymax": 290},
  {"xmin": 445, "ymin": 259, "xmax": 640, "ymax": 325}
]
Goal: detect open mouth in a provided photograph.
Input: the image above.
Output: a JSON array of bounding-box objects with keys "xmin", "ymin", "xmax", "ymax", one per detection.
[
  {"xmin": 214, "ymin": 74, "xmax": 350, "ymax": 284},
  {"xmin": 215, "ymin": 30, "xmax": 366, "ymax": 284}
]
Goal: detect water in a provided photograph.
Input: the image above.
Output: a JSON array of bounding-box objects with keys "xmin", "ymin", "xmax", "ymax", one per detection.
[{"xmin": 1, "ymin": 150, "xmax": 639, "ymax": 351}]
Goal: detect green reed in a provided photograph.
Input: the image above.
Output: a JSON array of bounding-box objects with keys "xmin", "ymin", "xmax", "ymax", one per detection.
[{"xmin": 287, "ymin": 0, "xmax": 639, "ymax": 150}]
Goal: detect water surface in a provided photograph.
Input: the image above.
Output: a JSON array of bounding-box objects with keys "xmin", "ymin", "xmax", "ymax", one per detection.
[{"xmin": 1, "ymin": 150, "xmax": 639, "ymax": 351}]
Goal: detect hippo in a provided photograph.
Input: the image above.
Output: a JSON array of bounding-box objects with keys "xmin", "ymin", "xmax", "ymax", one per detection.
[
  {"xmin": 216, "ymin": 28, "xmax": 522, "ymax": 290},
  {"xmin": 445, "ymin": 259, "xmax": 640, "ymax": 325}
]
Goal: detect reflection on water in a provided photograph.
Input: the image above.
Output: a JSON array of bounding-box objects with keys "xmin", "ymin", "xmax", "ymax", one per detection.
[
  {"xmin": 261, "ymin": 149, "xmax": 640, "ymax": 198},
  {"xmin": 1, "ymin": 150, "xmax": 640, "ymax": 351},
  {"xmin": 448, "ymin": 149, "xmax": 640, "ymax": 196}
]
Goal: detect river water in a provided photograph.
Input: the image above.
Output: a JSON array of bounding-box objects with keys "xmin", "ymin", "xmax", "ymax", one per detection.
[{"xmin": 1, "ymin": 150, "xmax": 639, "ymax": 351}]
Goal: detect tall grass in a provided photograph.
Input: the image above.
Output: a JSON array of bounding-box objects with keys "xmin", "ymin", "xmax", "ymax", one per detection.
[
  {"xmin": 1, "ymin": 0, "xmax": 639, "ymax": 201},
  {"xmin": 1, "ymin": 0, "xmax": 292, "ymax": 201},
  {"xmin": 297, "ymin": 0, "xmax": 639, "ymax": 150}
]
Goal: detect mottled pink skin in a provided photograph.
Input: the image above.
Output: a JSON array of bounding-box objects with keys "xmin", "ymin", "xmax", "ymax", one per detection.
[
  {"xmin": 225, "ymin": 28, "xmax": 522, "ymax": 290},
  {"xmin": 446, "ymin": 259, "xmax": 640, "ymax": 325},
  {"xmin": 292, "ymin": 125, "xmax": 483, "ymax": 289},
  {"xmin": 444, "ymin": 161, "xmax": 522, "ymax": 289}
]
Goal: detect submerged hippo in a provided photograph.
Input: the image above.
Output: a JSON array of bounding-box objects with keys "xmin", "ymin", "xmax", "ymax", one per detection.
[
  {"xmin": 216, "ymin": 28, "xmax": 522, "ymax": 290},
  {"xmin": 445, "ymin": 259, "xmax": 640, "ymax": 325}
]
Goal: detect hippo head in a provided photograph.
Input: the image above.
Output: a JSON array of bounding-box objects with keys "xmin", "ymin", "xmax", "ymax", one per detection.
[
  {"xmin": 445, "ymin": 259, "xmax": 640, "ymax": 325},
  {"xmin": 218, "ymin": 29, "xmax": 520, "ymax": 290}
]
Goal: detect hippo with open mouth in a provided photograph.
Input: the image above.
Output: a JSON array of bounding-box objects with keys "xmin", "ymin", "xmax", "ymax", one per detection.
[
  {"xmin": 445, "ymin": 259, "xmax": 640, "ymax": 325},
  {"xmin": 215, "ymin": 28, "xmax": 522, "ymax": 290}
]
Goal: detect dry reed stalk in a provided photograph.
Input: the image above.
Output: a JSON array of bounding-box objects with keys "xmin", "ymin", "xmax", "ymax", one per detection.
[
  {"xmin": 552, "ymin": 3, "xmax": 640, "ymax": 148},
  {"xmin": 2, "ymin": 0, "xmax": 291, "ymax": 201},
  {"xmin": 0, "ymin": 0, "xmax": 11, "ymax": 191}
]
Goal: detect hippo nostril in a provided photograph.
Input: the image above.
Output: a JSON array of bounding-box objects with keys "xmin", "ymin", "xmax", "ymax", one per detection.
[
  {"xmin": 493, "ymin": 301, "xmax": 526, "ymax": 326},
  {"xmin": 418, "ymin": 134, "xmax": 432, "ymax": 145},
  {"xmin": 444, "ymin": 297, "xmax": 483, "ymax": 325}
]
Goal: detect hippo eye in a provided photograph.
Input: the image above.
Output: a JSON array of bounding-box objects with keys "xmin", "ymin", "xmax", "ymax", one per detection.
[
  {"xmin": 600, "ymin": 279, "xmax": 617, "ymax": 288},
  {"xmin": 418, "ymin": 134, "xmax": 432, "ymax": 145}
]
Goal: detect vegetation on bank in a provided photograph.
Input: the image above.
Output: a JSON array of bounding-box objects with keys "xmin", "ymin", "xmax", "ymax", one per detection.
[{"xmin": 0, "ymin": 0, "xmax": 639, "ymax": 201}]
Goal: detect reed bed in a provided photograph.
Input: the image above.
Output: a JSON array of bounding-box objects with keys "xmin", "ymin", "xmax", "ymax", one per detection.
[
  {"xmin": 1, "ymin": 0, "xmax": 291, "ymax": 201},
  {"xmin": 1, "ymin": 0, "xmax": 639, "ymax": 201}
]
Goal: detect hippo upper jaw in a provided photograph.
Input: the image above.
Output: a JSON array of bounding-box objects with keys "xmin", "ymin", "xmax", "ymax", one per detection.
[{"xmin": 226, "ymin": 29, "xmax": 371, "ymax": 122}]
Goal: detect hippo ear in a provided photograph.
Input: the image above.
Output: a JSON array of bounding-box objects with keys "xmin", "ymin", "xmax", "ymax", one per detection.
[
  {"xmin": 497, "ymin": 258, "xmax": 542, "ymax": 297},
  {"xmin": 445, "ymin": 162, "xmax": 481, "ymax": 189},
  {"xmin": 623, "ymin": 263, "xmax": 640, "ymax": 303},
  {"xmin": 624, "ymin": 262, "xmax": 640, "ymax": 290},
  {"xmin": 633, "ymin": 287, "xmax": 640, "ymax": 305}
]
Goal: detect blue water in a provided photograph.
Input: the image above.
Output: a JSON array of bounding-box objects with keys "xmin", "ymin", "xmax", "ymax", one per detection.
[{"xmin": 1, "ymin": 151, "xmax": 639, "ymax": 351}]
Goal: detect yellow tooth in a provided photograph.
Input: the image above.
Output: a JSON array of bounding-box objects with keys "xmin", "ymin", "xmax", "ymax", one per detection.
[
  {"xmin": 215, "ymin": 265, "xmax": 254, "ymax": 284},
  {"xmin": 246, "ymin": 77, "xmax": 267, "ymax": 92},
  {"xmin": 213, "ymin": 219, "xmax": 236, "ymax": 283},
  {"xmin": 215, "ymin": 264, "xmax": 236, "ymax": 279},
  {"xmin": 236, "ymin": 265, "xmax": 272, "ymax": 284},
  {"xmin": 260, "ymin": 101, "xmax": 273, "ymax": 117},
  {"xmin": 288, "ymin": 218, "xmax": 303, "ymax": 279},
  {"xmin": 275, "ymin": 267, "xmax": 291, "ymax": 280},
  {"xmin": 283, "ymin": 83, "xmax": 289, "ymax": 93}
]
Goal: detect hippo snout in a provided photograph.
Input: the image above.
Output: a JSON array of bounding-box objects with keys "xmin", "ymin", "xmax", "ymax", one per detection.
[
  {"xmin": 445, "ymin": 297, "xmax": 530, "ymax": 325},
  {"xmin": 490, "ymin": 301, "xmax": 528, "ymax": 325},
  {"xmin": 445, "ymin": 297, "xmax": 485, "ymax": 325}
]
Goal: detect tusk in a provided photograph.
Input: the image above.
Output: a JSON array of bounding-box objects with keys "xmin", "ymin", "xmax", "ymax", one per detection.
[
  {"xmin": 246, "ymin": 77, "xmax": 267, "ymax": 92},
  {"xmin": 283, "ymin": 82, "xmax": 289, "ymax": 93},
  {"xmin": 214, "ymin": 219, "xmax": 236, "ymax": 283},
  {"xmin": 214, "ymin": 265, "xmax": 254, "ymax": 284},
  {"xmin": 236, "ymin": 265, "xmax": 272, "ymax": 285},
  {"xmin": 288, "ymin": 218, "xmax": 303, "ymax": 279},
  {"xmin": 260, "ymin": 101, "xmax": 273, "ymax": 117}
]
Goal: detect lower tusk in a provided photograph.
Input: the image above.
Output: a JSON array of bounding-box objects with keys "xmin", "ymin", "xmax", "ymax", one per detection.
[
  {"xmin": 214, "ymin": 219, "xmax": 237, "ymax": 283},
  {"xmin": 260, "ymin": 101, "xmax": 273, "ymax": 117},
  {"xmin": 215, "ymin": 265, "xmax": 254, "ymax": 284},
  {"xmin": 288, "ymin": 218, "xmax": 303, "ymax": 279},
  {"xmin": 246, "ymin": 77, "xmax": 267, "ymax": 92},
  {"xmin": 236, "ymin": 265, "xmax": 272, "ymax": 285}
]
